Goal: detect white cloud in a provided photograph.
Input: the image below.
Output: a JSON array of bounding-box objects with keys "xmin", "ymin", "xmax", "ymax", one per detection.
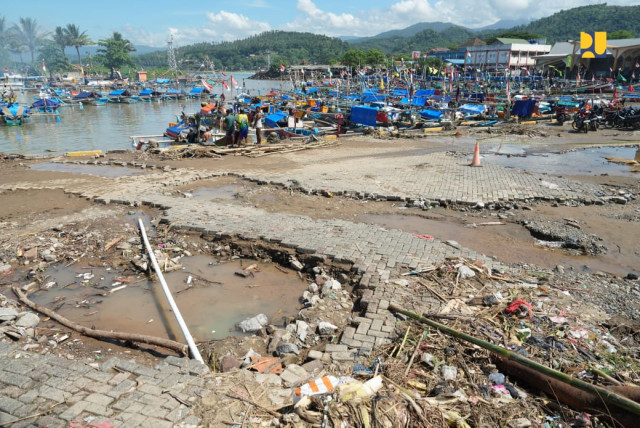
[
  {"xmin": 281, "ymin": 0, "xmax": 640, "ymax": 38},
  {"xmin": 122, "ymin": 10, "xmax": 271, "ymax": 47}
]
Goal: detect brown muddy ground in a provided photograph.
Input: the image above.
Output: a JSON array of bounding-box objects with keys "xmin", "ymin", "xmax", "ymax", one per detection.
[{"xmin": 1, "ymin": 130, "xmax": 639, "ymax": 365}]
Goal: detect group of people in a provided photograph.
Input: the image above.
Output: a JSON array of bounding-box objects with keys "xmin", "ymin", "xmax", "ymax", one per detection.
[{"xmin": 222, "ymin": 107, "xmax": 264, "ymax": 147}]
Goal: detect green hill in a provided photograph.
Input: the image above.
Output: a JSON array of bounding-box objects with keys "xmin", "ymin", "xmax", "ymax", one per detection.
[
  {"xmin": 510, "ymin": 4, "xmax": 640, "ymax": 42},
  {"xmin": 137, "ymin": 31, "xmax": 349, "ymax": 71},
  {"xmin": 135, "ymin": 5, "xmax": 640, "ymax": 70}
]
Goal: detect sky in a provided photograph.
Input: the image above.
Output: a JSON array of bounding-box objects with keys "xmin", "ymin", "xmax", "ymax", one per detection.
[{"xmin": 3, "ymin": 0, "xmax": 637, "ymax": 48}]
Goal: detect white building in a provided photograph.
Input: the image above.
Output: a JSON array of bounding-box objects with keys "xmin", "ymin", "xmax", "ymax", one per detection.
[{"xmin": 465, "ymin": 38, "xmax": 551, "ymax": 70}]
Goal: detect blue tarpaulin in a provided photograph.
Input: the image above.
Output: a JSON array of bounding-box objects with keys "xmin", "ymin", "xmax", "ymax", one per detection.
[
  {"xmin": 510, "ymin": 99, "xmax": 536, "ymax": 117},
  {"xmin": 419, "ymin": 109, "xmax": 443, "ymax": 120},
  {"xmin": 190, "ymin": 87, "xmax": 205, "ymax": 94},
  {"xmin": 362, "ymin": 95, "xmax": 386, "ymax": 103},
  {"xmin": 73, "ymin": 91, "xmax": 96, "ymax": 100},
  {"xmin": 460, "ymin": 104, "xmax": 486, "ymax": 115},
  {"xmin": 264, "ymin": 112, "xmax": 287, "ymax": 128},
  {"xmin": 108, "ymin": 89, "xmax": 126, "ymax": 96},
  {"xmin": 416, "ymin": 89, "xmax": 436, "ymax": 97},
  {"xmin": 350, "ymin": 105, "xmax": 378, "ymax": 127},
  {"xmin": 139, "ymin": 89, "xmax": 154, "ymax": 96}
]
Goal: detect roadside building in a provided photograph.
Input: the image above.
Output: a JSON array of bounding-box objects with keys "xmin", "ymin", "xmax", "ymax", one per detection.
[{"xmin": 464, "ymin": 38, "xmax": 551, "ymax": 71}]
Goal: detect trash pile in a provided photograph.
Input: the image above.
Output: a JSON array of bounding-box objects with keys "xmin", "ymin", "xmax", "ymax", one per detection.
[{"xmin": 194, "ymin": 256, "xmax": 639, "ymax": 427}]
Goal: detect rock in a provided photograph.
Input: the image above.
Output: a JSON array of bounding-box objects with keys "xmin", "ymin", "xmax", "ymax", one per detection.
[
  {"xmin": 315, "ymin": 275, "xmax": 326, "ymax": 286},
  {"xmin": 221, "ymin": 355, "xmax": 241, "ymax": 372},
  {"xmin": 0, "ymin": 308, "xmax": 19, "ymax": 322},
  {"xmin": 280, "ymin": 364, "xmax": 308, "ymax": 387},
  {"xmin": 625, "ymin": 273, "xmax": 639, "ymax": 280},
  {"xmin": 555, "ymin": 265, "xmax": 565, "ymax": 274},
  {"xmin": 23, "ymin": 247, "xmax": 38, "ymax": 259},
  {"xmin": 310, "ymin": 295, "xmax": 322, "ymax": 306},
  {"xmin": 392, "ymin": 279, "xmax": 409, "ymax": 286},
  {"xmin": 268, "ymin": 329, "xmax": 289, "ymax": 354},
  {"xmin": 317, "ymin": 322, "xmax": 338, "ymax": 335},
  {"xmin": 308, "ymin": 283, "xmax": 319, "ymax": 293},
  {"xmin": 458, "ymin": 265, "xmax": 475, "ymax": 279},
  {"xmin": 289, "ymin": 257, "xmax": 304, "ymax": 271},
  {"xmin": 237, "ymin": 314, "xmax": 269, "ymax": 332},
  {"xmin": 15, "ymin": 312, "xmax": 40, "ymax": 329},
  {"xmin": 321, "ymin": 278, "xmax": 341, "ymax": 295},
  {"xmin": 301, "ymin": 359, "xmax": 324, "ymax": 376},
  {"xmin": 307, "ymin": 350, "xmax": 324, "ymax": 360},
  {"xmin": 276, "ymin": 343, "xmax": 300, "ymax": 356},
  {"xmin": 295, "ymin": 320, "xmax": 310, "ymax": 342},
  {"xmin": 0, "ymin": 264, "xmax": 12, "ymax": 273},
  {"xmin": 611, "ymin": 196, "xmax": 627, "ymax": 205}
]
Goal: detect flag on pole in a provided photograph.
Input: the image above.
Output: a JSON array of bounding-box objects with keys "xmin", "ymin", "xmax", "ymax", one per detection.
[
  {"xmin": 449, "ymin": 68, "xmax": 453, "ymax": 92},
  {"xmin": 636, "ymin": 62, "xmax": 640, "ymax": 68},
  {"xmin": 230, "ymin": 75, "xmax": 238, "ymax": 87},
  {"xmin": 202, "ymin": 80, "xmax": 213, "ymax": 92},
  {"xmin": 280, "ymin": 64, "xmax": 285, "ymax": 72},
  {"xmin": 42, "ymin": 59, "xmax": 46, "ymax": 73},
  {"xmin": 412, "ymin": 51, "xmax": 420, "ymax": 59},
  {"xmin": 506, "ymin": 71, "xmax": 511, "ymax": 104},
  {"xmin": 592, "ymin": 73, "xmax": 595, "ymax": 82},
  {"xmin": 520, "ymin": 67, "xmax": 530, "ymax": 76},
  {"xmin": 221, "ymin": 71, "xmax": 227, "ymax": 77},
  {"xmin": 466, "ymin": 51, "xmax": 472, "ymax": 64},
  {"xmin": 630, "ymin": 84, "xmax": 635, "ymax": 93},
  {"xmin": 222, "ymin": 80, "xmax": 229, "ymax": 91}
]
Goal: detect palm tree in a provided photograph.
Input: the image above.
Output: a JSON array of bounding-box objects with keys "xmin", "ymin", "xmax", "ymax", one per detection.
[
  {"xmin": 63, "ymin": 24, "xmax": 91, "ymax": 68},
  {"xmin": 53, "ymin": 26, "xmax": 68, "ymax": 54},
  {"xmin": 11, "ymin": 17, "xmax": 47, "ymax": 62},
  {"xmin": 6, "ymin": 32, "xmax": 27, "ymax": 64}
]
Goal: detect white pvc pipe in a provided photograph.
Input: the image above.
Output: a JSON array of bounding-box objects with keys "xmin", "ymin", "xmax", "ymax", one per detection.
[{"xmin": 138, "ymin": 218, "xmax": 204, "ymax": 363}]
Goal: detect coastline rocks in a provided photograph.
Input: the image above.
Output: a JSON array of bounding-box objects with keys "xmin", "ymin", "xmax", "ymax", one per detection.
[{"xmin": 237, "ymin": 314, "xmax": 269, "ymax": 332}]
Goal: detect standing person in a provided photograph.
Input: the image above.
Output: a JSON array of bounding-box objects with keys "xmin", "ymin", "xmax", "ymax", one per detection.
[
  {"xmin": 235, "ymin": 109, "xmax": 249, "ymax": 146},
  {"xmin": 223, "ymin": 109, "xmax": 236, "ymax": 147},
  {"xmin": 252, "ymin": 107, "xmax": 263, "ymax": 145}
]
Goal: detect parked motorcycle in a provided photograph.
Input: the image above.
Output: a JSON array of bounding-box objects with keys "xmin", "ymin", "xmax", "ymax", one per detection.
[
  {"xmin": 572, "ymin": 108, "xmax": 591, "ymax": 133},
  {"xmin": 555, "ymin": 105, "xmax": 568, "ymax": 125}
]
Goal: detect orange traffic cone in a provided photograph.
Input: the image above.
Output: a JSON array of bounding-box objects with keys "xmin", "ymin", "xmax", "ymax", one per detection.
[{"xmin": 470, "ymin": 141, "xmax": 481, "ymax": 167}]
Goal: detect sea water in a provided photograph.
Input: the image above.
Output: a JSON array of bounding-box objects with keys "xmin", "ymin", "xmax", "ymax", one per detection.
[{"xmin": 0, "ymin": 75, "xmax": 292, "ymax": 155}]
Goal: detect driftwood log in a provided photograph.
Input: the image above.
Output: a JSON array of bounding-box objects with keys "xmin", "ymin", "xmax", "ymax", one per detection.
[{"xmin": 12, "ymin": 286, "xmax": 188, "ymax": 356}]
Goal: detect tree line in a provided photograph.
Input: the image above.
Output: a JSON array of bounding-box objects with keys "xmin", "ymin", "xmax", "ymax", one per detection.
[
  {"xmin": 1, "ymin": 4, "xmax": 638, "ymax": 78},
  {"xmin": 0, "ymin": 15, "xmax": 135, "ymax": 79}
]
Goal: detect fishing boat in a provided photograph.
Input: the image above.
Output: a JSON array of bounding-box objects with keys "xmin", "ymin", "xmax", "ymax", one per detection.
[
  {"xmin": 0, "ymin": 102, "xmax": 31, "ymax": 125},
  {"xmin": 107, "ymin": 89, "xmax": 139, "ymax": 103},
  {"xmin": 31, "ymin": 97, "xmax": 61, "ymax": 114},
  {"xmin": 73, "ymin": 91, "xmax": 109, "ymax": 106}
]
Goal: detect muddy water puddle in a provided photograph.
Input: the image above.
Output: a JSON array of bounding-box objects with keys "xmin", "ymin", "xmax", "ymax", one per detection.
[
  {"xmin": 481, "ymin": 146, "xmax": 640, "ymax": 177},
  {"xmin": 32, "ymin": 256, "xmax": 304, "ymax": 343},
  {"xmin": 189, "ymin": 184, "xmax": 244, "ymax": 200},
  {"xmin": 358, "ymin": 213, "xmax": 630, "ymax": 274},
  {"xmin": 30, "ymin": 162, "xmax": 146, "ymax": 178}
]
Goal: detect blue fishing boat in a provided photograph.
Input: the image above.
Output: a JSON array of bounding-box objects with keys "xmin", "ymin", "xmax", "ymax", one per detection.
[
  {"xmin": 73, "ymin": 91, "xmax": 108, "ymax": 106},
  {"xmin": 1, "ymin": 103, "xmax": 31, "ymax": 125},
  {"xmin": 107, "ymin": 89, "xmax": 139, "ymax": 103},
  {"xmin": 31, "ymin": 98, "xmax": 61, "ymax": 114}
]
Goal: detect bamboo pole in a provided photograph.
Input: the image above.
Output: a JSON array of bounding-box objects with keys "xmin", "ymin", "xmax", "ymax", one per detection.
[{"xmin": 388, "ymin": 303, "xmax": 640, "ymax": 417}]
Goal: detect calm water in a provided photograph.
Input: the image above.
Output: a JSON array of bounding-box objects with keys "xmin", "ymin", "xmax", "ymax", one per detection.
[{"xmin": 1, "ymin": 75, "xmax": 292, "ymax": 155}]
